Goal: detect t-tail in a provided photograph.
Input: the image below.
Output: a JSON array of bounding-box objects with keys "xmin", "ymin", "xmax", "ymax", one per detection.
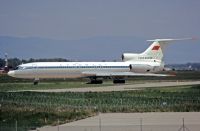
[{"xmin": 122, "ymin": 38, "xmax": 193, "ymax": 63}]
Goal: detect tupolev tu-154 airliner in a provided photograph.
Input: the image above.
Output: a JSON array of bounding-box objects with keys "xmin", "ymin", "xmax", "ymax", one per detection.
[{"xmin": 7, "ymin": 38, "xmax": 192, "ymax": 85}]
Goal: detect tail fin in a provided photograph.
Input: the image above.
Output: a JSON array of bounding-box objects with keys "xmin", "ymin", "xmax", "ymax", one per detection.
[{"xmin": 142, "ymin": 38, "xmax": 193, "ymax": 62}]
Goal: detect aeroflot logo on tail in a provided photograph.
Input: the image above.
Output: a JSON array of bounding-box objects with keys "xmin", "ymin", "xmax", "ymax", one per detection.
[{"xmin": 152, "ymin": 45, "xmax": 160, "ymax": 50}]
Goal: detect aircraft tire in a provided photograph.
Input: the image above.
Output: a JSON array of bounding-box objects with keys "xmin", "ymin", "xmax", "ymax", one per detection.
[{"xmin": 113, "ymin": 79, "xmax": 125, "ymax": 84}]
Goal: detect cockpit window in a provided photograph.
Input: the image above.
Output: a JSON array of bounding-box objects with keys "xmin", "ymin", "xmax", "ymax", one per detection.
[
  {"xmin": 14, "ymin": 66, "xmax": 19, "ymax": 70},
  {"xmin": 14, "ymin": 66, "xmax": 24, "ymax": 70}
]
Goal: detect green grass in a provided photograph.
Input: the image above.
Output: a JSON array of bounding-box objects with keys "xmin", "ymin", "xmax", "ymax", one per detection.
[
  {"xmin": 0, "ymin": 81, "xmax": 114, "ymax": 92},
  {"xmin": 0, "ymin": 109, "xmax": 92, "ymax": 131},
  {"xmin": 0, "ymin": 70, "xmax": 200, "ymax": 130},
  {"xmin": 1, "ymin": 85, "xmax": 200, "ymax": 130}
]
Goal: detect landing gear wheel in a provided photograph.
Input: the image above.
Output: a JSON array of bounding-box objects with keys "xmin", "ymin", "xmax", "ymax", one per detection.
[
  {"xmin": 33, "ymin": 78, "xmax": 39, "ymax": 85},
  {"xmin": 33, "ymin": 81, "xmax": 39, "ymax": 85},
  {"xmin": 87, "ymin": 79, "xmax": 103, "ymax": 84},
  {"xmin": 113, "ymin": 79, "xmax": 125, "ymax": 84}
]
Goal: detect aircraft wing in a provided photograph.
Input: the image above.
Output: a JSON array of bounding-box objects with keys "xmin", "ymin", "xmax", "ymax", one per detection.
[{"xmin": 82, "ymin": 71, "xmax": 174, "ymax": 77}]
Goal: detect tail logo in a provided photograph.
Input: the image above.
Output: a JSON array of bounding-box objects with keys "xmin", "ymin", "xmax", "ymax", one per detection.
[{"xmin": 152, "ymin": 45, "xmax": 160, "ymax": 50}]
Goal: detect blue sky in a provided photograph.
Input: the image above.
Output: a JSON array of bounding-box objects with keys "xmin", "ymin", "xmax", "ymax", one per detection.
[{"xmin": 0, "ymin": 0, "xmax": 200, "ymax": 63}]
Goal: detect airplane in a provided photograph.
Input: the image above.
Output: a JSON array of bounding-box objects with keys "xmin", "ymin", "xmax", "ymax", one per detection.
[{"xmin": 7, "ymin": 38, "xmax": 192, "ymax": 85}]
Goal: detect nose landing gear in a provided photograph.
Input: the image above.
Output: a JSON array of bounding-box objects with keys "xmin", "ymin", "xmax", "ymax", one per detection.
[{"xmin": 33, "ymin": 78, "xmax": 39, "ymax": 85}]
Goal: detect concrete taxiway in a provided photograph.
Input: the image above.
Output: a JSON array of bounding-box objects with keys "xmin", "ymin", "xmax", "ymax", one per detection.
[
  {"xmin": 24, "ymin": 81, "xmax": 200, "ymax": 92},
  {"xmin": 35, "ymin": 112, "xmax": 200, "ymax": 131}
]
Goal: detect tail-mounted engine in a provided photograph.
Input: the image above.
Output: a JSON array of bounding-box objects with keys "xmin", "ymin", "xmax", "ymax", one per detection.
[
  {"xmin": 122, "ymin": 53, "xmax": 137, "ymax": 62},
  {"xmin": 129, "ymin": 64, "xmax": 153, "ymax": 73}
]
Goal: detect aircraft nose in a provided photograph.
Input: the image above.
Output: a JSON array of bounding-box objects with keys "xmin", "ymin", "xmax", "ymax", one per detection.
[{"xmin": 8, "ymin": 71, "xmax": 15, "ymax": 77}]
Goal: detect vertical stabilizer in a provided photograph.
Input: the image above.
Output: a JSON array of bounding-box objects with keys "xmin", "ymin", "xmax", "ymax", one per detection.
[{"xmin": 141, "ymin": 38, "xmax": 193, "ymax": 62}]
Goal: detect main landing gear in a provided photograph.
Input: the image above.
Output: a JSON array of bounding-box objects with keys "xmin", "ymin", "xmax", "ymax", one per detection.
[
  {"xmin": 88, "ymin": 78, "xmax": 103, "ymax": 84},
  {"xmin": 90, "ymin": 80, "xmax": 103, "ymax": 84},
  {"xmin": 87, "ymin": 77, "xmax": 126, "ymax": 84},
  {"xmin": 113, "ymin": 79, "xmax": 125, "ymax": 84},
  {"xmin": 88, "ymin": 79, "xmax": 125, "ymax": 84}
]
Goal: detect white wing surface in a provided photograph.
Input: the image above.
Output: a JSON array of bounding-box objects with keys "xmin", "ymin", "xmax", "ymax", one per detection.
[{"xmin": 82, "ymin": 71, "xmax": 174, "ymax": 77}]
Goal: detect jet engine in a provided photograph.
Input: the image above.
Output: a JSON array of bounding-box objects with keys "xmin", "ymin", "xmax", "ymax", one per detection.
[
  {"xmin": 129, "ymin": 64, "xmax": 153, "ymax": 73},
  {"xmin": 121, "ymin": 53, "xmax": 137, "ymax": 62}
]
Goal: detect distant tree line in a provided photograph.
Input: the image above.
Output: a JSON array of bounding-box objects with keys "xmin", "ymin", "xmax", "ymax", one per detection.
[
  {"xmin": 0, "ymin": 58, "xmax": 70, "ymax": 69},
  {"xmin": 167, "ymin": 63, "xmax": 200, "ymax": 71}
]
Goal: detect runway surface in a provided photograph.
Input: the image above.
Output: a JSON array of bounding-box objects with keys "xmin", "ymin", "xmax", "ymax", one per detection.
[
  {"xmin": 24, "ymin": 81, "xmax": 200, "ymax": 92},
  {"xmin": 35, "ymin": 112, "xmax": 200, "ymax": 131}
]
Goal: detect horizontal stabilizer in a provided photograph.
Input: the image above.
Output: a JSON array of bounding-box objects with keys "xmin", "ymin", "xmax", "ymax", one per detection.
[{"xmin": 147, "ymin": 38, "xmax": 194, "ymax": 42}]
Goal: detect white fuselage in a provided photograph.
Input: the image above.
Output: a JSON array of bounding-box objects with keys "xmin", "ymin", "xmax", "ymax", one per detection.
[
  {"xmin": 8, "ymin": 61, "xmax": 162, "ymax": 79},
  {"xmin": 7, "ymin": 38, "xmax": 191, "ymax": 81}
]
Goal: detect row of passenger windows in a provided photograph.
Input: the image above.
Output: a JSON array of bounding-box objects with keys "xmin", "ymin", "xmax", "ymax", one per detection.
[
  {"xmin": 19, "ymin": 66, "xmax": 129, "ymax": 70},
  {"xmin": 138, "ymin": 57, "xmax": 153, "ymax": 59}
]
